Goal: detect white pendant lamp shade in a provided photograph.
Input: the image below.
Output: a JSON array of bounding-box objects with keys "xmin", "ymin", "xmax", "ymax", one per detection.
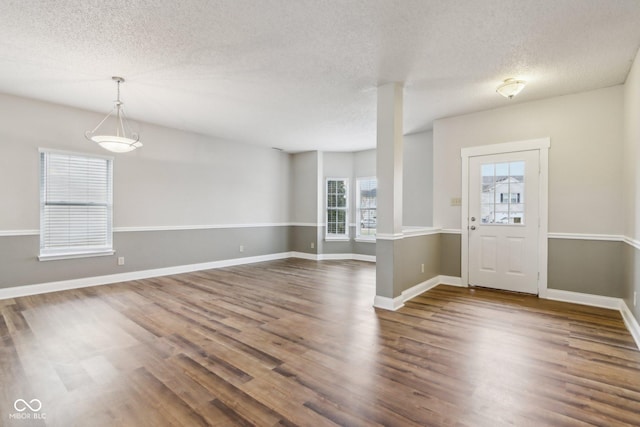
[
  {"xmin": 86, "ymin": 77, "xmax": 142, "ymax": 153},
  {"xmin": 496, "ymin": 78, "xmax": 526, "ymax": 99},
  {"xmin": 89, "ymin": 135, "xmax": 142, "ymax": 153}
]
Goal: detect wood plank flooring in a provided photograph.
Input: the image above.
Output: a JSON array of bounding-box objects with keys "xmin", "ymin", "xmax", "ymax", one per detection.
[{"xmin": 1, "ymin": 258, "xmax": 639, "ymax": 426}]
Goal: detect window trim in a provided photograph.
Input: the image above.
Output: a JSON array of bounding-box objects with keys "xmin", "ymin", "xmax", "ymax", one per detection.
[
  {"xmin": 355, "ymin": 176, "xmax": 377, "ymax": 240},
  {"xmin": 325, "ymin": 177, "xmax": 349, "ymax": 240},
  {"xmin": 38, "ymin": 148, "xmax": 114, "ymax": 261}
]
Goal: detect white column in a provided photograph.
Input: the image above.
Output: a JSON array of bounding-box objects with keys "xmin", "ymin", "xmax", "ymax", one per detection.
[{"xmin": 375, "ymin": 83, "xmax": 404, "ymax": 307}]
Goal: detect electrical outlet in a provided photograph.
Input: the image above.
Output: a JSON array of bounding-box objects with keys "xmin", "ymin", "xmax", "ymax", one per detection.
[
  {"xmin": 239, "ymin": 245, "xmax": 244, "ymax": 253},
  {"xmin": 117, "ymin": 257, "xmax": 125, "ymax": 266},
  {"xmin": 310, "ymin": 242, "xmax": 315, "ymax": 249},
  {"xmin": 421, "ymin": 263, "xmax": 424, "ymax": 273}
]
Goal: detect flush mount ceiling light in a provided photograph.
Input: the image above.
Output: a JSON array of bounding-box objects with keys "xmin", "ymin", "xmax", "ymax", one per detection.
[
  {"xmin": 496, "ymin": 78, "xmax": 526, "ymax": 99},
  {"xmin": 85, "ymin": 76, "xmax": 142, "ymax": 153}
]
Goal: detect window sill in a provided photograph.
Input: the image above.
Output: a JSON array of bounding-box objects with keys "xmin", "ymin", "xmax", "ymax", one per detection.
[{"xmin": 38, "ymin": 250, "xmax": 115, "ymax": 262}]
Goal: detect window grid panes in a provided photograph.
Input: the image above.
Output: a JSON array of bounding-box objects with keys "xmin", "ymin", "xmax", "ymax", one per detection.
[
  {"xmin": 40, "ymin": 151, "xmax": 113, "ymax": 257},
  {"xmin": 356, "ymin": 178, "xmax": 377, "ymax": 238},
  {"xmin": 326, "ymin": 178, "xmax": 348, "ymax": 237},
  {"xmin": 481, "ymin": 161, "xmax": 525, "ymax": 225}
]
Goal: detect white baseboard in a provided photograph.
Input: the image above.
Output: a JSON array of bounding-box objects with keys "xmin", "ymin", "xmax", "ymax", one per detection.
[
  {"xmin": 620, "ymin": 301, "xmax": 640, "ymax": 350},
  {"xmin": 289, "ymin": 251, "xmax": 318, "ymax": 261},
  {"xmin": 544, "ymin": 289, "xmax": 640, "ymax": 350},
  {"xmin": 289, "ymin": 252, "xmax": 375, "ymax": 262},
  {"xmin": 401, "ymin": 276, "xmax": 442, "ymax": 302},
  {"xmin": 544, "ymin": 289, "xmax": 621, "ymax": 310},
  {"xmin": 438, "ymin": 275, "xmax": 464, "ymax": 287},
  {"xmin": 0, "ymin": 252, "xmax": 377, "ymax": 300},
  {"xmin": 373, "ymin": 295, "xmax": 405, "ymax": 311},
  {"xmin": 0, "ymin": 252, "xmax": 294, "ymax": 300},
  {"xmin": 374, "ymin": 275, "xmax": 465, "ymax": 311}
]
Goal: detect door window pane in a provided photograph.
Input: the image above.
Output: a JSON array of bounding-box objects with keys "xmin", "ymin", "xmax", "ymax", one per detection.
[{"xmin": 480, "ymin": 161, "xmax": 525, "ymax": 225}]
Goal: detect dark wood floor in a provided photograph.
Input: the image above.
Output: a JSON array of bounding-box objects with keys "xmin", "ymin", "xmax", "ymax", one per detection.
[{"xmin": 1, "ymin": 259, "xmax": 639, "ymax": 426}]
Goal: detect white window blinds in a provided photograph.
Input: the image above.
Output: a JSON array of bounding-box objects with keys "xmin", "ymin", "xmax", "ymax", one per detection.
[{"xmin": 39, "ymin": 150, "xmax": 113, "ymax": 259}]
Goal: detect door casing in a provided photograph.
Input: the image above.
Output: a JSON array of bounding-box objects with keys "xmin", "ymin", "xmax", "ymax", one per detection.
[{"xmin": 461, "ymin": 138, "xmax": 550, "ymax": 297}]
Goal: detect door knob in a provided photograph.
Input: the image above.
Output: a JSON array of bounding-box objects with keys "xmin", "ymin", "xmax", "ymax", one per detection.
[
  {"xmin": 470, "ymin": 226, "xmax": 476, "ymax": 230},
  {"xmin": 471, "ymin": 217, "xmax": 476, "ymax": 222}
]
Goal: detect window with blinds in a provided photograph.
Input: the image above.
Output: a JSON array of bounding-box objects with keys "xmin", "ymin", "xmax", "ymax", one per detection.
[{"xmin": 39, "ymin": 150, "xmax": 114, "ymax": 260}]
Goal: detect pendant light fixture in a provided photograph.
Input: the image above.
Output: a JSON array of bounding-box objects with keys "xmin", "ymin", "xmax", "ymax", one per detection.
[
  {"xmin": 86, "ymin": 76, "xmax": 142, "ymax": 153},
  {"xmin": 496, "ymin": 78, "xmax": 526, "ymax": 99}
]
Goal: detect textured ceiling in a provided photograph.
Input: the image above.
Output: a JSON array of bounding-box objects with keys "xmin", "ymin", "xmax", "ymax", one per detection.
[{"xmin": 1, "ymin": 0, "xmax": 639, "ymax": 152}]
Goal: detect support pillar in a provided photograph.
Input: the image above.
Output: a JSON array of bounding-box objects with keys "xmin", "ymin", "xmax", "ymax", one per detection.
[{"xmin": 374, "ymin": 82, "xmax": 404, "ymax": 310}]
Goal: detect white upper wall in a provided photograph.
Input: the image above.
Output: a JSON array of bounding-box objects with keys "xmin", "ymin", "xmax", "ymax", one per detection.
[
  {"xmin": 0, "ymin": 93, "xmax": 291, "ymax": 231},
  {"xmin": 434, "ymin": 86, "xmax": 624, "ymax": 235},
  {"xmin": 323, "ymin": 152, "xmax": 355, "ymax": 224},
  {"xmin": 624, "ymin": 47, "xmax": 640, "ymax": 240},
  {"xmin": 353, "ymin": 149, "xmax": 376, "ymax": 179}
]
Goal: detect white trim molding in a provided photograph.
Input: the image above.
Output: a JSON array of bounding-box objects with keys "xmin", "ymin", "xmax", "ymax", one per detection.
[
  {"xmin": 376, "ymin": 233, "xmax": 405, "ymax": 241},
  {"xmin": 545, "ymin": 289, "xmax": 640, "ymax": 350},
  {"xmin": 373, "ymin": 275, "xmax": 465, "ymax": 311},
  {"xmin": 373, "ymin": 295, "xmax": 405, "ymax": 311},
  {"xmin": 438, "ymin": 276, "xmax": 463, "ymax": 286},
  {"xmin": 0, "ymin": 223, "xmax": 318, "ymax": 237},
  {"xmin": 460, "ymin": 138, "xmax": 551, "ymax": 157},
  {"xmin": 0, "ymin": 252, "xmax": 293, "ymax": 300},
  {"xmin": 460, "ymin": 137, "xmax": 550, "ymax": 296},
  {"xmin": 620, "ymin": 302, "xmax": 640, "ymax": 350},
  {"xmin": 316, "ymin": 253, "xmax": 376, "ymax": 262},
  {"xmin": 291, "ymin": 252, "xmax": 375, "ymax": 262},
  {"xmin": 115, "ymin": 223, "xmax": 299, "ymax": 232},
  {"xmin": 545, "ymin": 289, "xmax": 621, "ymax": 310},
  {"xmin": 548, "ymin": 233, "xmax": 625, "ymax": 241},
  {"xmin": 0, "ymin": 229, "xmax": 39, "ymax": 237},
  {"xmin": 354, "ymin": 237, "xmax": 376, "ymax": 243},
  {"xmin": 0, "ymin": 251, "xmax": 376, "ymax": 300},
  {"xmin": 624, "ymin": 236, "xmax": 640, "ymax": 251},
  {"xmin": 376, "ymin": 227, "xmax": 441, "ymax": 241},
  {"xmin": 402, "ymin": 227, "xmax": 441, "ymax": 237},
  {"xmin": 440, "ymin": 229, "xmax": 462, "ymax": 235}
]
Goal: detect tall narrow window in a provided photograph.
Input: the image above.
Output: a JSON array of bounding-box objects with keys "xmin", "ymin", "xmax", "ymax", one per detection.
[
  {"xmin": 39, "ymin": 150, "xmax": 114, "ymax": 260},
  {"xmin": 356, "ymin": 177, "xmax": 377, "ymax": 239},
  {"xmin": 326, "ymin": 178, "xmax": 349, "ymax": 239}
]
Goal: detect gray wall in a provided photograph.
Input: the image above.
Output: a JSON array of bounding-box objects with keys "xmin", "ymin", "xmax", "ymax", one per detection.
[
  {"xmin": 0, "ymin": 93, "xmax": 292, "ymax": 290},
  {"xmin": 548, "ymin": 239, "xmax": 625, "ymax": 297},
  {"xmin": 437, "ymin": 234, "xmax": 628, "ymax": 300},
  {"xmin": 623, "ymin": 37, "xmax": 640, "ymax": 324},
  {"xmin": 289, "ymin": 225, "xmax": 317, "ymax": 254},
  {"xmin": 440, "ymin": 233, "xmax": 461, "ymax": 277},
  {"xmin": 0, "ymin": 227, "xmax": 290, "ymax": 288},
  {"xmin": 376, "ymin": 234, "xmax": 440, "ymax": 298},
  {"xmin": 623, "ymin": 244, "xmax": 640, "ymax": 322}
]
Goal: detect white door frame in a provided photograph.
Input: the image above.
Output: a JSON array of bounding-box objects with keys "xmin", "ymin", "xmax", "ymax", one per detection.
[{"xmin": 461, "ymin": 138, "xmax": 550, "ymax": 297}]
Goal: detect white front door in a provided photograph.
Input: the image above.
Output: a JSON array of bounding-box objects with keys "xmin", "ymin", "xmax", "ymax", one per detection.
[{"xmin": 467, "ymin": 150, "xmax": 540, "ymax": 294}]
